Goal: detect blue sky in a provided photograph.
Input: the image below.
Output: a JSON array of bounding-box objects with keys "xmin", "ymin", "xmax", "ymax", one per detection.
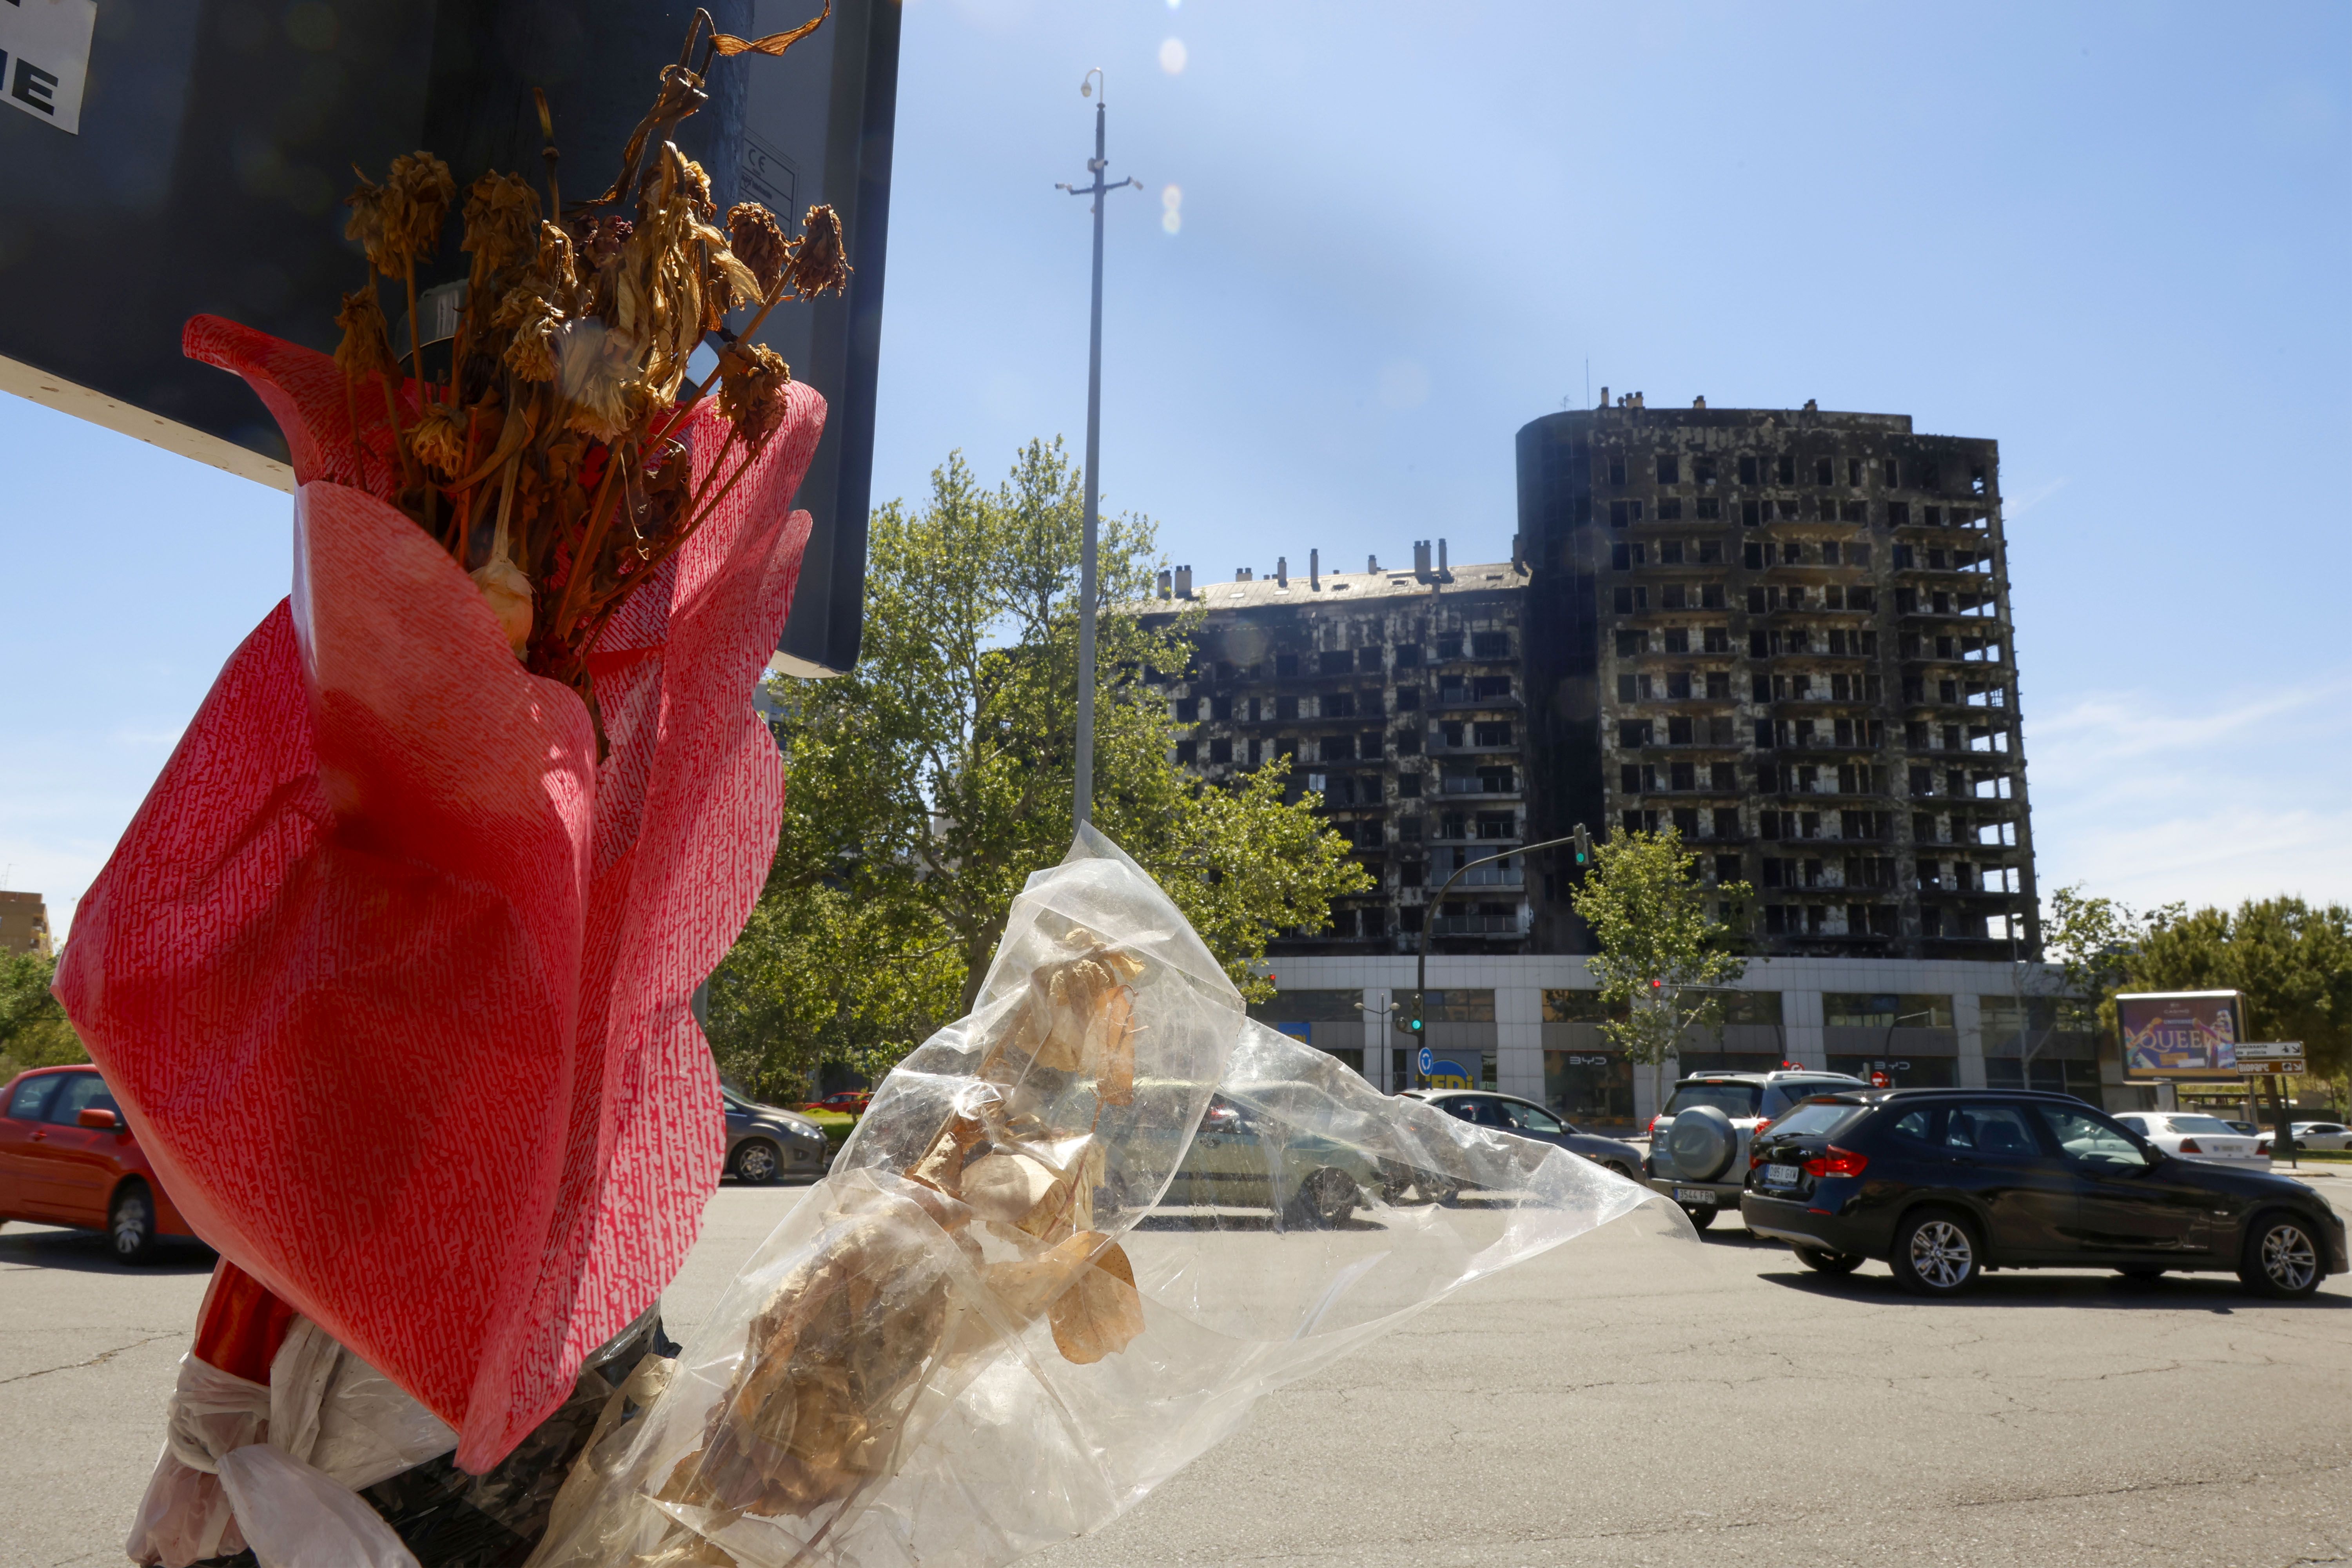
[{"xmin": 2, "ymin": 0, "xmax": 2347, "ymax": 936}]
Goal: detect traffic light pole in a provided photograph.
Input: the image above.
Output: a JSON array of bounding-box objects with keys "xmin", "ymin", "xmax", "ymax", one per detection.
[{"xmin": 1406, "ymin": 826, "xmax": 1590, "ymax": 1087}]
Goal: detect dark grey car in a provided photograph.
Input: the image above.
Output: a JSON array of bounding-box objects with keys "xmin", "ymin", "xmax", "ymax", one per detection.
[
  {"xmin": 722, "ymin": 1088, "xmax": 832, "ymax": 1184},
  {"xmin": 1403, "ymin": 1090, "xmax": 1646, "ymax": 1179}
]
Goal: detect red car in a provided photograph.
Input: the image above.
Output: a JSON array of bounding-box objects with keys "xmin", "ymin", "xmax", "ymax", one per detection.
[
  {"xmin": 801, "ymin": 1089, "xmax": 872, "ymax": 1115},
  {"xmin": 0, "ymin": 1065, "xmax": 198, "ymax": 1261}
]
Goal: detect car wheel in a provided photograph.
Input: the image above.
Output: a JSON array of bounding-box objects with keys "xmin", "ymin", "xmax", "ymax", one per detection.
[
  {"xmin": 1602, "ymin": 1161, "xmax": 1633, "ymax": 1179},
  {"xmin": 110, "ymin": 1185, "xmax": 158, "ymax": 1264},
  {"xmin": 1793, "ymin": 1245, "xmax": 1864, "ymax": 1276},
  {"xmin": 1680, "ymin": 1204, "xmax": 1717, "ymax": 1231},
  {"xmin": 1289, "ymin": 1168, "xmax": 1358, "ymax": 1229},
  {"xmin": 1417, "ymin": 1173, "xmax": 1462, "ymax": 1206},
  {"xmin": 2239, "ymin": 1212, "xmax": 2324, "ymax": 1299},
  {"xmin": 1890, "ymin": 1209, "xmax": 1980, "ymax": 1296},
  {"xmin": 731, "ymin": 1140, "xmax": 782, "ymax": 1186}
]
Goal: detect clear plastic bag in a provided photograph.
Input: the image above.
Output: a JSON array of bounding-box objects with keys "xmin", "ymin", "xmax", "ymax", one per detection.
[
  {"xmin": 217, "ymin": 1446, "xmax": 419, "ymax": 1568},
  {"xmin": 528, "ymin": 829, "xmax": 1684, "ymax": 1568}
]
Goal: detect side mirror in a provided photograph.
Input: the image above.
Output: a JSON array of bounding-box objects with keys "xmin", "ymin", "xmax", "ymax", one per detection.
[{"xmin": 77, "ymin": 1107, "xmax": 120, "ymax": 1130}]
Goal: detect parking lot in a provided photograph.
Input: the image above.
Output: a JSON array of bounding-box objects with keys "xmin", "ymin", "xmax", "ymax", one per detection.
[{"xmin": 5, "ymin": 1174, "xmax": 2349, "ymax": 1568}]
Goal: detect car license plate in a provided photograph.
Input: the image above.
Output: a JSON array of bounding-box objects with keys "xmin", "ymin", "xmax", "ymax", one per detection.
[
  {"xmin": 1763, "ymin": 1163, "xmax": 1800, "ymax": 1186},
  {"xmin": 1672, "ymin": 1187, "xmax": 1716, "ymax": 1205}
]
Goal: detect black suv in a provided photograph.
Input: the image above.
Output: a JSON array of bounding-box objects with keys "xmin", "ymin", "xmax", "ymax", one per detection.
[{"xmin": 1740, "ymin": 1089, "xmax": 2347, "ymax": 1299}]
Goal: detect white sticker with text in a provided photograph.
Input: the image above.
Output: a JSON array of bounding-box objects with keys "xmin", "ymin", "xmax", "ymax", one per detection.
[{"xmin": 0, "ymin": 0, "xmax": 98, "ymax": 135}]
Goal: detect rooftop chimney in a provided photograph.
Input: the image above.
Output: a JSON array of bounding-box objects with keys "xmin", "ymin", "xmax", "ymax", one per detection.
[
  {"xmin": 1276, "ymin": 555, "xmax": 1288, "ymax": 588},
  {"xmin": 1598, "ymin": 385, "xmax": 1609, "ymax": 408},
  {"xmin": 1412, "ymin": 540, "xmax": 1432, "ymax": 581},
  {"xmin": 1367, "ymin": 553, "xmax": 1380, "ymax": 573},
  {"xmin": 1157, "ymin": 568, "xmax": 1172, "ymax": 599},
  {"xmin": 1511, "ymin": 532, "xmax": 1526, "ymax": 570},
  {"xmin": 1174, "ymin": 564, "xmax": 1192, "ymax": 598},
  {"xmin": 1693, "ymin": 395, "xmax": 1706, "ymax": 409},
  {"xmin": 1310, "ymin": 548, "xmax": 1320, "ymax": 590},
  {"xmin": 1437, "ymin": 538, "xmax": 1449, "ymax": 577}
]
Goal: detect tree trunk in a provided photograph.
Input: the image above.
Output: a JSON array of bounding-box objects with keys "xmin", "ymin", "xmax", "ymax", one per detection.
[{"xmin": 958, "ymin": 910, "xmax": 1011, "ymax": 1015}]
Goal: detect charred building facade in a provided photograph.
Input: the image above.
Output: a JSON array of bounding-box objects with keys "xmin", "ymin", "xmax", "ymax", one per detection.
[
  {"xmin": 1519, "ymin": 399, "xmax": 2039, "ymax": 963},
  {"xmin": 1138, "ymin": 401, "xmax": 2067, "ymax": 1123},
  {"xmin": 1138, "ymin": 548, "xmax": 1537, "ymax": 958}
]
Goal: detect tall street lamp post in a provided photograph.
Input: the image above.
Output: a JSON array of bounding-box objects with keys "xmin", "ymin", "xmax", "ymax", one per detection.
[{"xmin": 1057, "ymin": 69, "xmax": 1137, "ymax": 829}]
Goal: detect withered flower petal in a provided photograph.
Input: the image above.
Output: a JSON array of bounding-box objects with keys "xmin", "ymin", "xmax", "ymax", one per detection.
[
  {"xmin": 555, "ymin": 319, "xmax": 646, "ymax": 441},
  {"xmin": 499, "ymin": 287, "xmax": 564, "ymax": 382},
  {"xmin": 785, "ymin": 203, "xmax": 851, "ymax": 298},
  {"xmin": 715, "ymin": 341, "xmax": 791, "ymax": 447},
  {"xmin": 343, "ymin": 173, "xmax": 397, "ymax": 274},
  {"xmin": 726, "ymin": 203, "xmax": 790, "ymax": 300},
  {"xmin": 1049, "ymin": 1240, "xmax": 1145, "ymax": 1365},
  {"xmin": 461, "ymin": 171, "xmax": 542, "ymax": 292},
  {"xmin": 384, "ymin": 151, "xmax": 457, "ymax": 270},
  {"xmin": 332, "ymin": 288, "xmax": 397, "ymax": 379},
  {"xmin": 408, "ymin": 403, "xmax": 469, "ymax": 476}
]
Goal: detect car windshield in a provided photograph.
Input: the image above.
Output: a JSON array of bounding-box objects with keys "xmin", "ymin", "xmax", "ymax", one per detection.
[
  {"xmin": 2167, "ymin": 1115, "xmax": 2238, "ymax": 1135},
  {"xmin": 1769, "ymin": 1101, "xmax": 1862, "ymax": 1139},
  {"xmin": 1663, "ymin": 1082, "xmax": 1762, "ymax": 1118}
]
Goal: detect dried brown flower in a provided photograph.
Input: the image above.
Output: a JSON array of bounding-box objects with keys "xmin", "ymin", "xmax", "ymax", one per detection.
[
  {"xmin": 785, "ymin": 203, "xmax": 851, "ymax": 298},
  {"xmin": 383, "ymin": 151, "xmax": 456, "ymax": 271},
  {"xmin": 461, "ymin": 172, "xmax": 542, "ymax": 294},
  {"xmin": 726, "ymin": 203, "xmax": 790, "ymax": 301},
  {"xmin": 498, "ymin": 288, "xmax": 564, "ymax": 382},
  {"xmin": 332, "ymin": 288, "xmax": 397, "ymax": 379},
  {"xmin": 715, "ymin": 341, "xmax": 790, "ymax": 446},
  {"xmin": 529, "ymin": 221, "xmax": 580, "ymax": 303},
  {"xmin": 674, "ymin": 154, "xmax": 714, "ymax": 218},
  {"xmin": 698, "ymin": 234, "xmax": 759, "ymax": 333},
  {"xmin": 555, "ymin": 319, "xmax": 648, "ymax": 440},
  {"xmin": 408, "ymin": 403, "xmax": 469, "ymax": 475},
  {"xmin": 343, "ymin": 174, "xmax": 396, "ymax": 273}
]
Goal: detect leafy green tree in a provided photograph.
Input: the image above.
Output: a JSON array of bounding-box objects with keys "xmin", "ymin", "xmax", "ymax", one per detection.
[
  {"xmin": 2130, "ymin": 898, "xmax": 2352, "ymax": 1083},
  {"xmin": 2043, "ymin": 885, "xmax": 2352, "ymax": 1112},
  {"xmin": 706, "ymin": 439, "xmax": 1370, "ymax": 1101},
  {"xmin": 0, "ymin": 947, "xmax": 87, "ymax": 1082},
  {"xmin": 1569, "ymin": 828, "xmax": 1753, "ymax": 1110}
]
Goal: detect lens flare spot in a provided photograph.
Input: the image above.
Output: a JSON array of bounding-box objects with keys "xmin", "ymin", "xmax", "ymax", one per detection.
[
  {"xmin": 1161, "ymin": 183, "xmax": 1182, "ymax": 235},
  {"xmin": 1158, "ymin": 36, "xmax": 1187, "ymax": 74}
]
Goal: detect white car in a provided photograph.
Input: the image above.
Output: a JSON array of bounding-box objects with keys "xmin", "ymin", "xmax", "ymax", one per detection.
[
  {"xmin": 2114, "ymin": 1112, "xmax": 2272, "ymax": 1171},
  {"xmin": 2292, "ymin": 1121, "xmax": 2352, "ymax": 1152}
]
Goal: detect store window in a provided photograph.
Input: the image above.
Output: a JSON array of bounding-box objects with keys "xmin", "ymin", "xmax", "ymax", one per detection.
[
  {"xmin": 1545, "ymin": 1049, "xmax": 1633, "ymax": 1128},
  {"xmin": 1823, "ymin": 993, "xmax": 1954, "ymax": 1029},
  {"xmin": 1827, "ymin": 1055, "xmax": 1959, "ymax": 1089}
]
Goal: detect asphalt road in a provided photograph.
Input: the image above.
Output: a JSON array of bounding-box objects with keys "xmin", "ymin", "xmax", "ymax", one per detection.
[{"xmin": 6, "ymin": 1172, "xmax": 2349, "ymax": 1568}]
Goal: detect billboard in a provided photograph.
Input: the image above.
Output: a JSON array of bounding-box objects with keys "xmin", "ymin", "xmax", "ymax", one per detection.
[
  {"xmin": 0, "ymin": 0, "xmax": 894, "ymax": 674},
  {"xmin": 2116, "ymin": 991, "xmax": 2244, "ymax": 1079}
]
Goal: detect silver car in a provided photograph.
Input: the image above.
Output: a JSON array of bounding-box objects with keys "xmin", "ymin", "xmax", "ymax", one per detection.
[
  {"xmin": 1400, "ymin": 1090, "xmax": 1645, "ymax": 1179},
  {"xmin": 1645, "ymin": 1070, "xmax": 1868, "ymax": 1229},
  {"xmin": 722, "ymin": 1088, "xmax": 833, "ymax": 1184}
]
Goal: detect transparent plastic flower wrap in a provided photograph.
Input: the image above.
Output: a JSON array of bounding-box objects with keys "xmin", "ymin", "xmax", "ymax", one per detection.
[{"xmin": 527, "ymin": 831, "xmax": 1685, "ymax": 1568}]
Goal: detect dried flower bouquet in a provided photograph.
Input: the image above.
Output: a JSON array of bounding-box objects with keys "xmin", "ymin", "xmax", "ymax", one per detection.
[{"xmin": 59, "ymin": 7, "xmax": 850, "ymax": 1479}]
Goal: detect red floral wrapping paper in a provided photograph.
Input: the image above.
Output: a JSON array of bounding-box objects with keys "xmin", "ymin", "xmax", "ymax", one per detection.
[{"xmin": 55, "ymin": 316, "xmax": 823, "ymax": 1472}]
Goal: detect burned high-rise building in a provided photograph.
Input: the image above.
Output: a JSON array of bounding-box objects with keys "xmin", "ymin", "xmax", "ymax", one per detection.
[
  {"xmin": 1141, "ymin": 399, "xmax": 2076, "ymax": 1125},
  {"xmin": 1518, "ymin": 397, "xmax": 2038, "ymax": 963}
]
